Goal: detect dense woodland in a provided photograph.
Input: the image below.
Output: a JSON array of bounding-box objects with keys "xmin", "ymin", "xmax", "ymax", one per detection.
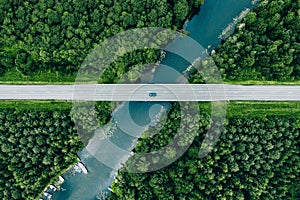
[
  {"xmin": 109, "ymin": 106, "xmax": 300, "ymax": 199},
  {"xmin": 1, "ymin": 0, "xmax": 298, "ymax": 82},
  {"xmin": 0, "ymin": 100, "xmax": 114, "ymax": 199},
  {"xmin": 212, "ymin": 0, "xmax": 300, "ymax": 81},
  {"xmin": 0, "ymin": 0, "xmax": 203, "ymax": 199},
  {"xmin": 0, "ymin": 0, "xmax": 300, "ymax": 199},
  {"xmin": 0, "ymin": 0, "xmax": 202, "ymax": 77},
  {"xmin": 0, "ymin": 108, "xmax": 83, "ymax": 200},
  {"xmin": 107, "ymin": 1, "xmax": 300, "ymax": 198},
  {"xmin": 0, "ymin": 103, "xmax": 299, "ymax": 199}
]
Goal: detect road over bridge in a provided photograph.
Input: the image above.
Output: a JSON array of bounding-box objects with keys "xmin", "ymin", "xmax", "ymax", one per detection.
[{"xmin": 0, "ymin": 84, "xmax": 299, "ymax": 101}]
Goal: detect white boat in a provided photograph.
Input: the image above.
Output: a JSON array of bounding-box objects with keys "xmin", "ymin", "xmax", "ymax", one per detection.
[
  {"xmin": 49, "ymin": 184, "xmax": 57, "ymax": 191},
  {"xmin": 43, "ymin": 192, "xmax": 52, "ymax": 199},
  {"xmin": 74, "ymin": 164, "xmax": 82, "ymax": 173},
  {"xmin": 77, "ymin": 162, "xmax": 88, "ymax": 174},
  {"xmin": 59, "ymin": 176, "xmax": 64, "ymax": 183}
]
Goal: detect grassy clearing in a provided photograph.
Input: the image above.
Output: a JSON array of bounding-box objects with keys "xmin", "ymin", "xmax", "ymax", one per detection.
[
  {"xmin": 0, "ymin": 81, "xmax": 76, "ymax": 85},
  {"xmin": 224, "ymin": 80, "xmax": 300, "ymax": 85},
  {"xmin": 198, "ymin": 101, "xmax": 300, "ymax": 118},
  {"xmin": 0, "ymin": 69, "xmax": 76, "ymax": 84},
  {"xmin": 0, "ymin": 100, "xmax": 72, "ymax": 111},
  {"xmin": 0, "ymin": 69, "xmax": 102, "ymax": 84},
  {"xmin": 0, "ymin": 100, "xmax": 298, "ymax": 118},
  {"xmin": 226, "ymin": 101, "xmax": 300, "ymax": 118},
  {"xmin": 1, "ymin": 68, "xmax": 300, "ymax": 85}
]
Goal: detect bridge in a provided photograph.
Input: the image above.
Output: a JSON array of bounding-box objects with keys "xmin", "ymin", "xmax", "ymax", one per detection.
[{"xmin": 0, "ymin": 84, "xmax": 299, "ymax": 101}]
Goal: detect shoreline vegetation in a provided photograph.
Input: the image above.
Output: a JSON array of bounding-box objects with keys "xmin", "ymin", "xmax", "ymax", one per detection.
[
  {"xmin": 35, "ymin": 161, "xmax": 76, "ymax": 200},
  {"xmin": 0, "ymin": 0, "xmax": 299, "ymax": 199},
  {"xmin": 0, "ymin": 105, "xmax": 83, "ymax": 200},
  {"xmin": 0, "ymin": 0, "xmax": 298, "ymax": 85},
  {"xmin": 109, "ymin": 0, "xmax": 299, "ymax": 198},
  {"xmin": 0, "ymin": 100, "xmax": 298, "ymax": 199},
  {"xmin": 0, "ymin": 0, "xmax": 205, "ymax": 199},
  {"xmin": 211, "ymin": 0, "xmax": 300, "ymax": 82},
  {"xmin": 0, "ymin": 0, "xmax": 204, "ymax": 84},
  {"xmin": 109, "ymin": 110, "xmax": 299, "ymax": 199}
]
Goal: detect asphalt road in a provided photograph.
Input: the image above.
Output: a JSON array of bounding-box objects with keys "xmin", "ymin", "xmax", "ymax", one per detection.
[{"xmin": 0, "ymin": 84, "xmax": 299, "ymax": 101}]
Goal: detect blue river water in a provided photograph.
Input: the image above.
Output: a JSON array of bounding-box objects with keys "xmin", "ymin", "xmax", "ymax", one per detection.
[{"xmin": 51, "ymin": 0, "xmax": 256, "ymax": 199}]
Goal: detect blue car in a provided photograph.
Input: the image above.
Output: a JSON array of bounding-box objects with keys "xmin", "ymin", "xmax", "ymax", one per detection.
[{"xmin": 149, "ymin": 92, "xmax": 157, "ymax": 97}]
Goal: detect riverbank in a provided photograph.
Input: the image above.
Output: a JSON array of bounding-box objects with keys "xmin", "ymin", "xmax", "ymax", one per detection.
[
  {"xmin": 109, "ymin": 107, "xmax": 300, "ymax": 199},
  {"xmin": 3, "ymin": 0, "xmax": 299, "ymax": 199},
  {"xmin": 212, "ymin": 0, "xmax": 300, "ymax": 82},
  {"xmin": 36, "ymin": 163, "xmax": 75, "ymax": 200},
  {"xmin": 0, "ymin": 98, "xmax": 296, "ymax": 199},
  {"xmin": 35, "ymin": 0, "xmax": 262, "ymax": 198}
]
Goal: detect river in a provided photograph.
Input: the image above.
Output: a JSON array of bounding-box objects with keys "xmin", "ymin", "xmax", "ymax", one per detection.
[{"xmin": 51, "ymin": 0, "xmax": 256, "ymax": 199}]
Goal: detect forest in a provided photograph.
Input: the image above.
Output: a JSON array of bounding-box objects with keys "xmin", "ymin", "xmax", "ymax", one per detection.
[
  {"xmin": 0, "ymin": 106, "xmax": 83, "ymax": 200},
  {"xmin": 109, "ymin": 104, "xmax": 300, "ymax": 199},
  {"xmin": 0, "ymin": 0, "xmax": 299, "ymax": 199},
  {"xmin": 0, "ymin": 1, "xmax": 204, "ymax": 199},
  {"xmin": 0, "ymin": 100, "xmax": 115, "ymax": 199},
  {"xmin": 107, "ymin": 1, "xmax": 300, "ymax": 198},
  {"xmin": 0, "ymin": 0, "xmax": 299, "ymax": 83},
  {"xmin": 212, "ymin": 0, "xmax": 300, "ymax": 81},
  {"xmin": 1, "ymin": 0, "xmax": 298, "ymax": 83},
  {"xmin": 0, "ymin": 0, "xmax": 193, "ymax": 196},
  {"xmin": 0, "ymin": 0, "xmax": 203, "ymax": 80},
  {"xmin": 0, "ymin": 101, "xmax": 299, "ymax": 199}
]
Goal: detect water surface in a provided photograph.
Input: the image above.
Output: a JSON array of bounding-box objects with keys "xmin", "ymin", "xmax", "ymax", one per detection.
[{"xmin": 51, "ymin": 1, "xmax": 255, "ymax": 199}]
